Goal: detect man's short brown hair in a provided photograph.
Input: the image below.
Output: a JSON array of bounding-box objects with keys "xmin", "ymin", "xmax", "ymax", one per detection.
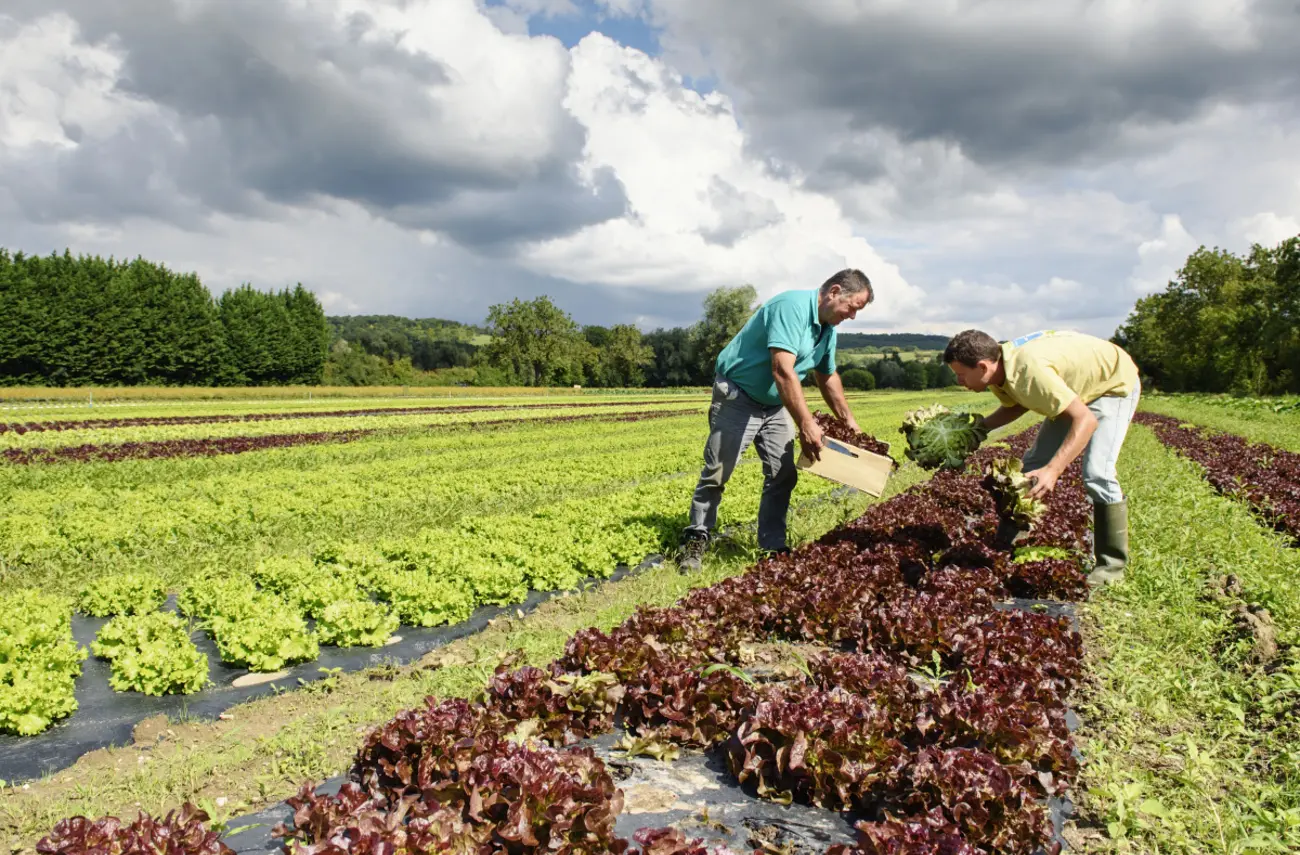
[
  {"xmin": 820, "ymin": 268, "xmax": 873, "ymax": 303},
  {"xmin": 944, "ymin": 329, "xmax": 1002, "ymax": 367}
]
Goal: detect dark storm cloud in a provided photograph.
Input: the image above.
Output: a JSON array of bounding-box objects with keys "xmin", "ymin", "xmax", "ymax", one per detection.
[
  {"xmin": 656, "ymin": 0, "xmax": 1300, "ymax": 168},
  {"xmin": 397, "ymin": 163, "xmax": 628, "ymax": 249},
  {"xmin": 419, "ymin": 264, "xmax": 715, "ymax": 331},
  {"xmin": 2, "ymin": 0, "xmax": 628, "ymax": 246}
]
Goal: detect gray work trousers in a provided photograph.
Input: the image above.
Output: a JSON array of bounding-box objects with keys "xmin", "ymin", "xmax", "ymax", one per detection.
[
  {"xmin": 1022, "ymin": 382, "xmax": 1142, "ymax": 504},
  {"xmin": 685, "ymin": 375, "xmax": 798, "ymax": 550}
]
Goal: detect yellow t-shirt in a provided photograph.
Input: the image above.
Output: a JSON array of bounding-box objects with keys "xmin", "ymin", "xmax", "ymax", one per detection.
[{"xmin": 990, "ymin": 330, "xmax": 1139, "ymax": 418}]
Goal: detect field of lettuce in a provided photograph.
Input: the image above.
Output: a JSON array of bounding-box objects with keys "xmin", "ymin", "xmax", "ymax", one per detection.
[
  {"xmin": 2, "ymin": 390, "xmax": 1299, "ymax": 855},
  {"xmin": 2, "ymin": 391, "xmax": 959, "ymax": 741}
]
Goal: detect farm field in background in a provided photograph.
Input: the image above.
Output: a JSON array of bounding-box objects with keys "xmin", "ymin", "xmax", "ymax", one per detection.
[
  {"xmin": 0, "ymin": 401, "xmax": 703, "ymax": 453},
  {"xmin": 0, "ymin": 390, "xmax": 973, "ymax": 600},
  {"xmin": 1, "ymin": 390, "xmax": 972, "ymax": 749},
  {"xmin": 1140, "ymin": 393, "xmax": 1300, "ymax": 452},
  {"xmin": 0, "ymin": 386, "xmax": 709, "ymax": 407}
]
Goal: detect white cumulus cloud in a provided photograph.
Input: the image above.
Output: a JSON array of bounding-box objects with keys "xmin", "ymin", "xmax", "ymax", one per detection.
[
  {"xmin": 519, "ymin": 33, "xmax": 924, "ymax": 326},
  {"xmin": 1128, "ymin": 214, "xmax": 1200, "ymax": 296},
  {"xmin": 1233, "ymin": 212, "xmax": 1300, "ymax": 248},
  {"xmin": 0, "ymin": 13, "xmax": 154, "ymax": 151}
]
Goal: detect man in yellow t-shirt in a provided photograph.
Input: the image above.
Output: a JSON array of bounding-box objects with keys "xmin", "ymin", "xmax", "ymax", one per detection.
[{"xmin": 943, "ymin": 329, "xmax": 1142, "ymax": 586}]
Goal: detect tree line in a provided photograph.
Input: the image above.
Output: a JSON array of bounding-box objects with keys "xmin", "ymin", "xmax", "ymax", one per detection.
[
  {"xmin": 0, "ymin": 247, "xmax": 960, "ymax": 390},
  {"xmin": 836, "ymin": 332, "xmax": 951, "ymax": 350},
  {"xmin": 1114, "ymin": 234, "xmax": 1300, "ymax": 395},
  {"xmin": 473, "ymin": 285, "xmax": 957, "ymax": 390},
  {"xmin": 0, "ymin": 250, "xmax": 329, "ymax": 386},
  {"xmin": 320, "ymin": 286, "xmax": 769, "ymax": 388},
  {"xmin": 838, "ymin": 355, "xmax": 958, "ymax": 392},
  {"xmin": 327, "ymin": 315, "xmax": 485, "ymax": 370}
]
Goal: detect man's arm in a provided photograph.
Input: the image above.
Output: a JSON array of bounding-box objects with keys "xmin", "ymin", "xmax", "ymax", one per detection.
[
  {"xmin": 814, "ymin": 370, "xmax": 858, "ymax": 432},
  {"xmin": 980, "ymin": 404, "xmax": 1028, "ymax": 433},
  {"xmin": 771, "ymin": 349, "xmax": 823, "ymax": 459},
  {"xmin": 1024, "ymin": 397, "xmax": 1097, "ymax": 498}
]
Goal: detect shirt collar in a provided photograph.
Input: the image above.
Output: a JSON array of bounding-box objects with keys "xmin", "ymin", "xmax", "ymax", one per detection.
[{"xmin": 810, "ymin": 289, "xmax": 823, "ymax": 337}]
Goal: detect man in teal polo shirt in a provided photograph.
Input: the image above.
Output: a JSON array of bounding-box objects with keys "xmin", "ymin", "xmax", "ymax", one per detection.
[{"xmin": 678, "ymin": 268, "xmax": 874, "ymax": 571}]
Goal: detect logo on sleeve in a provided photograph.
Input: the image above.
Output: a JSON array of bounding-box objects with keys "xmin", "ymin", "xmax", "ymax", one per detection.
[{"xmin": 1008, "ymin": 329, "xmax": 1062, "ymax": 349}]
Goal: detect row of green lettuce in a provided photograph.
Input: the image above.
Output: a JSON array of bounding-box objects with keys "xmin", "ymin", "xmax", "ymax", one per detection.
[
  {"xmin": 1, "ymin": 417, "xmax": 711, "ymax": 595},
  {"xmin": 1, "ymin": 460, "xmax": 804, "ymax": 737},
  {"xmin": 0, "ymin": 402, "xmax": 697, "ymax": 452}
]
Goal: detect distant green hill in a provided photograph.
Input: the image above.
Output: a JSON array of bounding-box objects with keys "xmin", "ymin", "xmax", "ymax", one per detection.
[
  {"xmin": 837, "ymin": 332, "xmax": 951, "ymax": 350},
  {"xmin": 328, "ymin": 314, "xmax": 488, "ymax": 342},
  {"xmin": 326, "ymin": 313, "xmax": 952, "ymax": 371},
  {"xmin": 327, "ymin": 315, "xmax": 490, "ymax": 371}
]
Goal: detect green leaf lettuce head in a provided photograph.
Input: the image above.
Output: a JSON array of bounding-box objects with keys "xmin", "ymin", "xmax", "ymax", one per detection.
[
  {"xmin": 92, "ymin": 611, "xmax": 208, "ymax": 696},
  {"xmin": 0, "ymin": 590, "xmax": 86, "ymax": 735},
  {"xmin": 316, "ymin": 599, "xmax": 400, "ymax": 648},
  {"xmin": 177, "ymin": 570, "xmax": 261, "ymax": 623},
  {"xmin": 370, "ymin": 567, "xmax": 475, "ymax": 628},
  {"xmin": 899, "ymin": 405, "xmax": 987, "ymax": 470},
  {"xmin": 78, "ymin": 572, "xmax": 167, "ymax": 617},
  {"xmin": 209, "ymin": 601, "xmax": 319, "ymax": 672},
  {"xmin": 983, "ymin": 458, "xmax": 1047, "ymax": 528}
]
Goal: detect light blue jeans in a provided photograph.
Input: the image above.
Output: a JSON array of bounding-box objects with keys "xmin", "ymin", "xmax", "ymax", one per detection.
[
  {"xmin": 685, "ymin": 375, "xmax": 798, "ymax": 550},
  {"xmin": 1022, "ymin": 382, "xmax": 1141, "ymax": 504}
]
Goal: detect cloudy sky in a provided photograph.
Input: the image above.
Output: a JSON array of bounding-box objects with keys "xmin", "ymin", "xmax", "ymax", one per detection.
[{"xmin": 2, "ymin": 0, "xmax": 1297, "ymax": 338}]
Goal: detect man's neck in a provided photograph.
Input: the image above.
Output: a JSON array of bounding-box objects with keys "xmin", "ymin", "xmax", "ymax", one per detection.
[{"xmin": 992, "ymin": 360, "xmax": 1007, "ymax": 386}]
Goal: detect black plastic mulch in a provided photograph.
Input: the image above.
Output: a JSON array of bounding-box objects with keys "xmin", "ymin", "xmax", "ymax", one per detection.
[
  {"xmin": 217, "ymin": 598, "xmax": 1080, "ymax": 855},
  {"xmin": 0, "ymin": 558, "xmax": 661, "ymax": 785}
]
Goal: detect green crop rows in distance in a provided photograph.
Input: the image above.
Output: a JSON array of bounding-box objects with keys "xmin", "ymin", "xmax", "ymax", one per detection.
[
  {"xmin": 0, "ymin": 390, "xmax": 978, "ymax": 598},
  {"xmin": 1, "ymin": 415, "xmax": 707, "ymax": 593},
  {"xmin": 0, "ymin": 402, "xmax": 703, "ymax": 452},
  {"xmin": 0, "ymin": 390, "xmax": 694, "ymax": 417},
  {"xmin": 1140, "ymin": 393, "xmax": 1300, "ymax": 454}
]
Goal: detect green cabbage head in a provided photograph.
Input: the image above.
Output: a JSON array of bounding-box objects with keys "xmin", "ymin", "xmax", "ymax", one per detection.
[{"xmin": 899, "ymin": 405, "xmax": 987, "ymax": 470}]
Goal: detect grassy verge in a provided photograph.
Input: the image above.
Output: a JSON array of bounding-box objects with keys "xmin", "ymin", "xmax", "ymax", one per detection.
[
  {"xmin": 0, "ymin": 462, "xmax": 935, "ymax": 852},
  {"xmin": 1069, "ymin": 425, "xmax": 1300, "ymax": 853}
]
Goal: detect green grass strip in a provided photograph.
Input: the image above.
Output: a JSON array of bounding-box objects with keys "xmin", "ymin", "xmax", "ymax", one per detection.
[{"xmin": 1074, "ymin": 424, "xmax": 1300, "ymax": 853}]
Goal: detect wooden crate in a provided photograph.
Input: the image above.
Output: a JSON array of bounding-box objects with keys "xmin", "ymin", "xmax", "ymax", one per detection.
[{"xmin": 796, "ymin": 437, "xmax": 895, "ymax": 498}]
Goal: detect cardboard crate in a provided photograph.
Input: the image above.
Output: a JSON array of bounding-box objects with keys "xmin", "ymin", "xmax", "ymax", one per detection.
[{"xmin": 796, "ymin": 437, "xmax": 895, "ymax": 498}]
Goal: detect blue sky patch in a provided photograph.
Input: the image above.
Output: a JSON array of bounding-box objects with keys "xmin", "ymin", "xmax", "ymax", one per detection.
[{"xmin": 486, "ymin": 0, "xmax": 661, "ymax": 54}]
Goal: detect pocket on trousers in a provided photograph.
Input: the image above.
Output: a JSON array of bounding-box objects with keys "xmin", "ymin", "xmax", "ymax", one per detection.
[{"xmin": 715, "ymin": 376, "xmax": 740, "ymax": 401}]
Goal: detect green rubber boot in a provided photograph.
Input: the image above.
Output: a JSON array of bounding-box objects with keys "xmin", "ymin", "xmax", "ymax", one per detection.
[{"xmin": 1087, "ymin": 500, "xmax": 1129, "ymax": 587}]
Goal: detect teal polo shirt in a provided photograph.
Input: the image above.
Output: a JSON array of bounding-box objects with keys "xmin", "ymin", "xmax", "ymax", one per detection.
[{"xmin": 714, "ymin": 288, "xmax": 837, "ymax": 406}]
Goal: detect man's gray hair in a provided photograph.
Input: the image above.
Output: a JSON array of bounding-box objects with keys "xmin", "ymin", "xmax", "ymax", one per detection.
[{"xmin": 820, "ymin": 268, "xmax": 874, "ymax": 303}]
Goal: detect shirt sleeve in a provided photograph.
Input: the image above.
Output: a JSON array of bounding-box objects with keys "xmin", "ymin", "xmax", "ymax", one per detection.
[
  {"xmin": 1013, "ymin": 360, "xmax": 1078, "ymax": 417},
  {"xmin": 815, "ymin": 328, "xmax": 837, "ymax": 374},
  {"xmin": 764, "ymin": 298, "xmax": 804, "ymax": 355}
]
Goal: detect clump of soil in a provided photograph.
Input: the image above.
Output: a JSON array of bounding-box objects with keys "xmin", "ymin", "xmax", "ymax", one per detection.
[{"xmin": 1206, "ymin": 574, "xmax": 1278, "ymax": 666}]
